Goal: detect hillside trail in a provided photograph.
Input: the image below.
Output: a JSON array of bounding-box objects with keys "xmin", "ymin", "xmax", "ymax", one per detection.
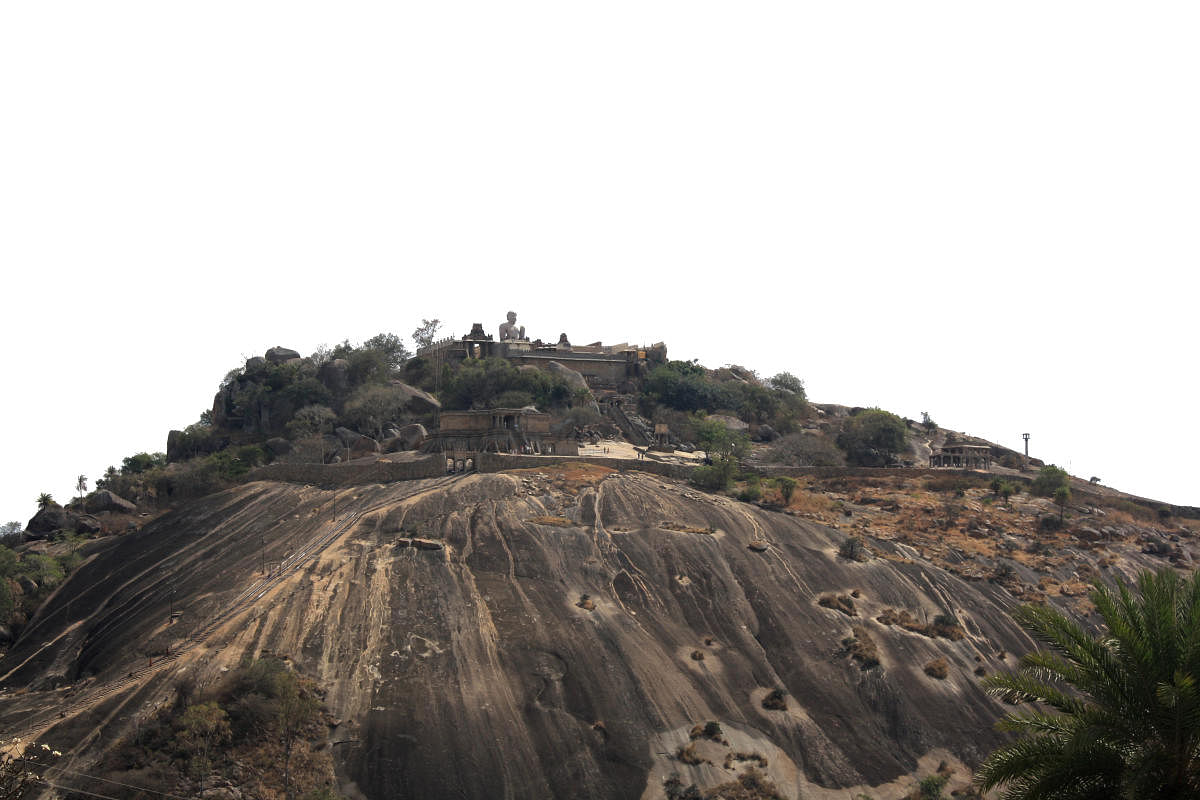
[{"xmin": 4, "ymin": 474, "xmax": 463, "ymax": 759}]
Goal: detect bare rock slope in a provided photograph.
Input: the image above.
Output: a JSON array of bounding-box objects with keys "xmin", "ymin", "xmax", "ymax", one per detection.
[{"xmin": 2, "ymin": 465, "xmax": 1045, "ymax": 799}]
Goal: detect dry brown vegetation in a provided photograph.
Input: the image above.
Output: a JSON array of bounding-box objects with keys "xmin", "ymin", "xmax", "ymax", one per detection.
[
  {"xmin": 842, "ymin": 626, "xmax": 879, "ymax": 669},
  {"xmin": 818, "ymin": 594, "xmax": 857, "ymax": 616},
  {"xmin": 876, "ymin": 608, "xmax": 965, "ymax": 641},
  {"xmin": 923, "ymin": 657, "xmax": 949, "ymax": 680}
]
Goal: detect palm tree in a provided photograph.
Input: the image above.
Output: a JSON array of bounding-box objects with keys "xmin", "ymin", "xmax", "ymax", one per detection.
[
  {"xmin": 976, "ymin": 568, "xmax": 1200, "ymax": 799},
  {"xmin": 36, "ymin": 493, "xmax": 54, "ymax": 509}
]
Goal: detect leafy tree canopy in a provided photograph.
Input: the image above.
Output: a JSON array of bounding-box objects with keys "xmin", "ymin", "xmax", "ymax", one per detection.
[
  {"xmin": 836, "ymin": 408, "xmax": 908, "ymax": 466},
  {"xmin": 1031, "ymin": 465, "xmax": 1071, "ymax": 497},
  {"xmin": 440, "ymin": 357, "xmax": 572, "ymax": 411}
]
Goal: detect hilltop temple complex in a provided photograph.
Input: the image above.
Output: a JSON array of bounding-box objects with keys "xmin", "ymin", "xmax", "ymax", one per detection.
[{"xmin": 417, "ymin": 310, "xmax": 666, "ymax": 396}]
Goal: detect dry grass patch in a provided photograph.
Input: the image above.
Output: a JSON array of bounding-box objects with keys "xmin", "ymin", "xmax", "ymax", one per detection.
[
  {"xmin": 923, "ymin": 657, "xmax": 949, "ymax": 679},
  {"xmin": 842, "ymin": 625, "xmax": 879, "ymax": 669},
  {"xmin": 818, "ymin": 594, "xmax": 857, "ymax": 616},
  {"xmin": 876, "ymin": 608, "xmax": 964, "ymax": 641}
]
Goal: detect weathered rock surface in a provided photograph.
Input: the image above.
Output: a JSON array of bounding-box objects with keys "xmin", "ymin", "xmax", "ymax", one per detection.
[
  {"xmin": 390, "ymin": 380, "xmax": 440, "ymax": 414},
  {"xmin": 547, "ymin": 360, "xmax": 591, "ymax": 394},
  {"xmin": 2, "ymin": 468, "xmax": 1050, "ymax": 800},
  {"xmin": 24, "ymin": 504, "xmax": 73, "ymax": 538},
  {"xmin": 84, "ymin": 490, "xmax": 136, "ymax": 515},
  {"xmin": 265, "ymin": 346, "xmax": 301, "ymax": 364},
  {"xmin": 384, "ymin": 423, "xmax": 427, "ymax": 452}
]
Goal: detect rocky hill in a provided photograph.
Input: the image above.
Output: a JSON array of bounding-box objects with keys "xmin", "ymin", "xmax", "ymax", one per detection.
[
  {"xmin": 2, "ymin": 336, "xmax": 1198, "ymax": 799},
  {"xmin": 2, "ymin": 455, "xmax": 1196, "ymax": 799}
]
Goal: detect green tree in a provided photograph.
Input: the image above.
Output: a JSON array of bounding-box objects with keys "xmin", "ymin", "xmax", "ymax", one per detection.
[
  {"xmin": 836, "ymin": 409, "xmax": 909, "ymax": 467},
  {"xmin": 277, "ymin": 674, "xmax": 321, "ymax": 800},
  {"xmin": 768, "ymin": 371, "xmax": 805, "ymax": 397},
  {"xmin": 1031, "ymin": 465, "xmax": 1070, "ymax": 497},
  {"xmin": 976, "ymin": 568, "xmax": 1200, "ymax": 799},
  {"xmin": 121, "ymin": 452, "xmax": 167, "ymax": 475},
  {"xmin": 36, "ymin": 493, "xmax": 53, "ymax": 510},
  {"xmin": 286, "ymin": 404, "xmax": 337, "ymax": 440},
  {"xmin": 362, "ymin": 332, "xmax": 411, "ymax": 370},
  {"xmin": 411, "ymin": 318, "xmax": 443, "ymax": 351},
  {"xmin": 776, "ymin": 476, "xmax": 797, "ymax": 505},
  {"xmin": 0, "ymin": 522, "xmax": 21, "ymax": 540},
  {"xmin": 175, "ymin": 702, "xmax": 231, "ymax": 793},
  {"xmin": 1053, "ymin": 485, "xmax": 1071, "ymax": 523},
  {"xmin": 75, "ymin": 474, "xmax": 87, "ymax": 508},
  {"xmin": 1000, "ymin": 481, "xmax": 1018, "ymax": 506},
  {"xmin": 694, "ymin": 418, "xmax": 749, "ymax": 463}
]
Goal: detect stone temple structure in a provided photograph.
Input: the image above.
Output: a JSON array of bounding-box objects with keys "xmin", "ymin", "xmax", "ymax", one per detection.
[
  {"xmin": 929, "ymin": 444, "xmax": 992, "ymax": 470},
  {"xmin": 415, "ymin": 311, "xmax": 665, "ymax": 396}
]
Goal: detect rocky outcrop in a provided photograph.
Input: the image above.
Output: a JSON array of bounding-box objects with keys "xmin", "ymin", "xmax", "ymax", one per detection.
[
  {"xmin": 84, "ymin": 490, "xmax": 137, "ymax": 515},
  {"xmin": 1, "ymin": 469, "xmax": 1046, "ymax": 800},
  {"xmin": 24, "ymin": 504, "xmax": 74, "ymax": 538},
  {"xmin": 389, "ymin": 380, "xmax": 440, "ymax": 414},
  {"xmin": 334, "ymin": 427, "xmax": 380, "ymax": 458},
  {"xmin": 265, "ymin": 346, "xmax": 301, "ymax": 364},
  {"xmin": 384, "ymin": 423, "xmax": 427, "ymax": 452}
]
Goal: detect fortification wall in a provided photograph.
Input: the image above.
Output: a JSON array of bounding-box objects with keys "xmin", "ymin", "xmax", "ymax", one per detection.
[
  {"xmin": 249, "ymin": 455, "xmax": 445, "ymax": 488},
  {"xmin": 474, "ymin": 452, "xmax": 695, "ymax": 480}
]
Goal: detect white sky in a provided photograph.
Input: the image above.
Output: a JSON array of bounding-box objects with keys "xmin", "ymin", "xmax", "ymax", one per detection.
[{"xmin": 2, "ymin": 2, "xmax": 1198, "ymax": 524}]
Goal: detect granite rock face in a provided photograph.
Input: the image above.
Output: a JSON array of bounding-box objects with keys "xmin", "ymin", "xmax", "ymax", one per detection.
[{"xmin": 0, "ymin": 469, "xmax": 1040, "ymax": 800}]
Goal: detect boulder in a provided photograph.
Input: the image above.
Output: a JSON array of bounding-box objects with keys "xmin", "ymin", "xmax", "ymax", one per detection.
[
  {"xmin": 547, "ymin": 361, "xmax": 592, "ymax": 396},
  {"xmin": 334, "ymin": 428, "xmax": 380, "ymax": 458},
  {"xmin": 265, "ymin": 437, "xmax": 293, "ymax": 457},
  {"xmin": 398, "ymin": 423, "xmax": 427, "ymax": 450},
  {"xmin": 0, "ymin": 624, "xmax": 13, "ymax": 644},
  {"xmin": 335, "ymin": 427, "xmax": 364, "ymax": 447},
  {"xmin": 85, "ymin": 490, "xmax": 137, "ymax": 515},
  {"xmin": 319, "ymin": 359, "xmax": 351, "ymax": 394},
  {"xmin": 756, "ymin": 424, "xmax": 779, "ymax": 442},
  {"xmin": 75, "ymin": 515, "xmax": 103, "ymax": 535},
  {"xmin": 245, "ymin": 356, "xmax": 267, "ymax": 371},
  {"xmin": 351, "ymin": 437, "xmax": 381, "ymax": 458},
  {"xmin": 385, "ymin": 423, "xmax": 428, "ymax": 452},
  {"xmin": 26, "ymin": 505, "xmax": 72, "ymax": 538},
  {"xmin": 265, "ymin": 346, "xmax": 301, "ymax": 364},
  {"xmin": 390, "ymin": 381, "xmax": 441, "ymax": 414}
]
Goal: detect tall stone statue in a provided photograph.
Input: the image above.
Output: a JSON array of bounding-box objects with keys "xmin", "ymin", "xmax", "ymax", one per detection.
[{"xmin": 499, "ymin": 311, "xmax": 525, "ymax": 341}]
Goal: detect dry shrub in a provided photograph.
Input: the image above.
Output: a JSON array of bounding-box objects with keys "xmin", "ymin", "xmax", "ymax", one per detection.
[
  {"xmin": 923, "ymin": 657, "xmax": 949, "ymax": 679},
  {"xmin": 789, "ymin": 491, "xmax": 836, "ymax": 516},
  {"xmin": 876, "ymin": 608, "xmax": 964, "ymax": 640},
  {"xmin": 724, "ymin": 751, "xmax": 769, "ymax": 770},
  {"xmin": 675, "ymin": 741, "xmax": 709, "ymax": 765},
  {"xmin": 761, "ymin": 689, "xmax": 787, "ymax": 711},
  {"xmin": 819, "ymin": 594, "xmax": 858, "ymax": 616},
  {"xmin": 842, "ymin": 626, "xmax": 879, "ymax": 669},
  {"xmin": 689, "ymin": 721, "xmax": 726, "ymax": 743}
]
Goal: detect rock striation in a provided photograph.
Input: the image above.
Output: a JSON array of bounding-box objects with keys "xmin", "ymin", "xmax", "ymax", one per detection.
[{"xmin": 1, "ymin": 467, "xmax": 1042, "ymax": 800}]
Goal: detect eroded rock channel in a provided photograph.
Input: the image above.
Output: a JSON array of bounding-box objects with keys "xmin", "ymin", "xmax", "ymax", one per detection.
[{"xmin": 0, "ymin": 466, "xmax": 1038, "ymax": 799}]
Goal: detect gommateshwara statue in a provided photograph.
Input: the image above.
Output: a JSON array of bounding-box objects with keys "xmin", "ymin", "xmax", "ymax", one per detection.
[{"xmin": 499, "ymin": 311, "xmax": 525, "ymax": 341}]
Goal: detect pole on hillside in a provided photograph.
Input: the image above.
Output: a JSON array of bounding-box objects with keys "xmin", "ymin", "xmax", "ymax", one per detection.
[{"xmin": 1022, "ymin": 433, "xmax": 1030, "ymax": 471}]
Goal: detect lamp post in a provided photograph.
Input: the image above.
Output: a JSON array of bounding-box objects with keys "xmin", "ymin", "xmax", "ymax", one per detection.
[{"xmin": 1022, "ymin": 433, "xmax": 1031, "ymax": 471}]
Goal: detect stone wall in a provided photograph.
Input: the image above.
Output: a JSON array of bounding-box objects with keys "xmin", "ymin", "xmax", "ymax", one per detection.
[
  {"xmin": 474, "ymin": 452, "xmax": 695, "ymax": 480},
  {"xmin": 249, "ymin": 455, "xmax": 445, "ymax": 488}
]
